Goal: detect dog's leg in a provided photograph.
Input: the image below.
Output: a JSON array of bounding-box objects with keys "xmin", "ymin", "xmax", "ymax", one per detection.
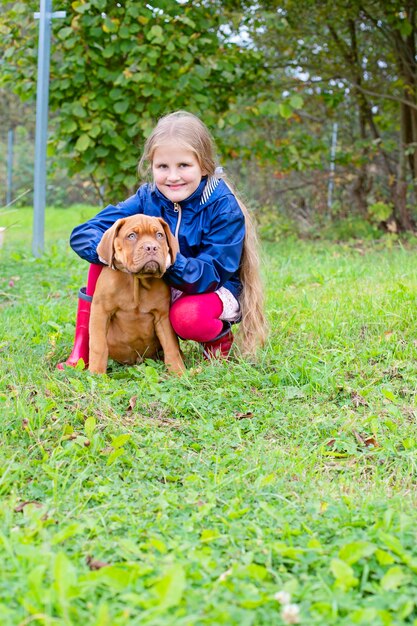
[
  {"xmin": 88, "ymin": 301, "xmax": 111, "ymax": 374},
  {"xmin": 154, "ymin": 315, "xmax": 185, "ymax": 375}
]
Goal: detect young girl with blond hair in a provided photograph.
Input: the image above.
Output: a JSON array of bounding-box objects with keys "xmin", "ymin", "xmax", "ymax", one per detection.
[{"xmin": 58, "ymin": 111, "xmax": 267, "ymax": 369}]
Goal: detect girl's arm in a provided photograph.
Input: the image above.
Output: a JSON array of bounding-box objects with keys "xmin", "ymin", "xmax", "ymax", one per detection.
[
  {"xmin": 70, "ymin": 191, "xmax": 145, "ymax": 264},
  {"xmin": 165, "ymin": 198, "xmax": 245, "ymax": 293}
]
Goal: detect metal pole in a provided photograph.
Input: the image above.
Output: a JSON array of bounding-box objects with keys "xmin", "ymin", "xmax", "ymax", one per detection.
[
  {"xmin": 33, "ymin": 0, "xmax": 52, "ymax": 257},
  {"xmin": 32, "ymin": 2, "xmax": 66, "ymax": 256},
  {"xmin": 7, "ymin": 128, "xmax": 14, "ymax": 206},
  {"xmin": 327, "ymin": 122, "xmax": 338, "ymax": 211}
]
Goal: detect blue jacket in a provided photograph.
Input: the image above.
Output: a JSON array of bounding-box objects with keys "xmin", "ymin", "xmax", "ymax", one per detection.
[{"xmin": 70, "ymin": 176, "xmax": 245, "ymax": 299}]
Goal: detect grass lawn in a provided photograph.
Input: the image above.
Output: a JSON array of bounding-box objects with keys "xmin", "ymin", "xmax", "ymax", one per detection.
[{"xmin": 1, "ymin": 206, "xmax": 417, "ymax": 625}]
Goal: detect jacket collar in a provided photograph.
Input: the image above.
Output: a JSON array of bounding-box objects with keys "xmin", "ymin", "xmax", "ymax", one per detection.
[{"xmin": 151, "ymin": 176, "xmax": 224, "ymax": 211}]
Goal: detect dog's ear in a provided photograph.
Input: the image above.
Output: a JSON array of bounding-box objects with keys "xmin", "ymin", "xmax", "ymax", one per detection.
[
  {"xmin": 97, "ymin": 219, "xmax": 126, "ymax": 268},
  {"xmin": 158, "ymin": 218, "xmax": 179, "ymax": 263}
]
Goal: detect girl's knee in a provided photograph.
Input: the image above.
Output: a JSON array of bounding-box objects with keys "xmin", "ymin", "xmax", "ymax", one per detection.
[{"xmin": 169, "ymin": 294, "xmax": 223, "ymax": 341}]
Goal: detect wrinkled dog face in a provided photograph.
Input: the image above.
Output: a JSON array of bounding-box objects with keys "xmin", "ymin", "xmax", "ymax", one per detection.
[{"xmin": 113, "ymin": 217, "xmax": 170, "ymax": 276}]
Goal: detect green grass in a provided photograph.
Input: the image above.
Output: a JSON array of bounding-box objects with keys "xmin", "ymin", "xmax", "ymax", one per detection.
[
  {"xmin": 1, "ymin": 207, "xmax": 417, "ymax": 624},
  {"xmin": 0, "ymin": 204, "xmax": 99, "ymax": 246}
]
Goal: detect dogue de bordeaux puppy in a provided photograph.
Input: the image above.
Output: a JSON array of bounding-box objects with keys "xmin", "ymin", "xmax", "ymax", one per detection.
[{"xmin": 88, "ymin": 214, "xmax": 185, "ymax": 375}]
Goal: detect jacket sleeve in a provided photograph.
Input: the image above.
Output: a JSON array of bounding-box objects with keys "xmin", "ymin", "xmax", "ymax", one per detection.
[
  {"xmin": 70, "ymin": 190, "xmax": 145, "ymax": 263},
  {"xmin": 164, "ymin": 196, "xmax": 245, "ymax": 294}
]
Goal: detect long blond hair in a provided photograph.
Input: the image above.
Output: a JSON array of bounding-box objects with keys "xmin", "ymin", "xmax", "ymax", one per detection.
[{"xmin": 139, "ymin": 111, "xmax": 268, "ymax": 356}]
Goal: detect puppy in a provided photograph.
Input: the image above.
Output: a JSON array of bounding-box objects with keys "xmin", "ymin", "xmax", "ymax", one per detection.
[{"xmin": 88, "ymin": 214, "xmax": 185, "ymax": 375}]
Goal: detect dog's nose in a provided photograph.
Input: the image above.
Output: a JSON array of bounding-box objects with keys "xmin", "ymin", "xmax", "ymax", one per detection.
[{"xmin": 143, "ymin": 242, "xmax": 158, "ymax": 253}]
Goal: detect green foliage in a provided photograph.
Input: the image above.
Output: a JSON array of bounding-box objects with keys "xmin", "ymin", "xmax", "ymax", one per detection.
[
  {"xmin": 257, "ymin": 204, "xmax": 299, "ymax": 242},
  {"xmin": 232, "ymin": 0, "xmax": 417, "ymax": 227},
  {"xmin": 368, "ymin": 201, "xmax": 394, "ymax": 224},
  {"xmin": 320, "ymin": 216, "xmax": 383, "ymax": 241},
  {"xmin": 0, "ymin": 0, "xmax": 267, "ymax": 199},
  {"xmin": 1, "ymin": 0, "xmax": 417, "ymax": 231},
  {"xmin": 2, "ymin": 211, "xmax": 417, "ymax": 622}
]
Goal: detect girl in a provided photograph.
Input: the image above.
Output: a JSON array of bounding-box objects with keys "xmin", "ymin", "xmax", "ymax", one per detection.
[{"xmin": 58, "ymin": 111, "xmax": 267, "ymax": 369}]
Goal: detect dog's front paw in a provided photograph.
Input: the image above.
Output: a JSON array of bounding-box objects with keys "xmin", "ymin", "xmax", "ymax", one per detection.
[{"xmin": 88, "ymin": 366, "xmax": 107, "ymax": 375}]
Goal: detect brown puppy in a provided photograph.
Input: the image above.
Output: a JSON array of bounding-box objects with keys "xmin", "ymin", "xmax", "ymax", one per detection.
[{"xmin": 88, "ymin": 214, "xmax": 185, "ymax": 375}]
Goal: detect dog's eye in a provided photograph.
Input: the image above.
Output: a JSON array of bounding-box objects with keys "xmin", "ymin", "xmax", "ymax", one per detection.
[
  {"xmin": 156, "ymin": 232, "xmax": 165, "ymax": 239},
  {"xmin": 127, "ymin": 232, "xmax": 137, "ymax": 241}
]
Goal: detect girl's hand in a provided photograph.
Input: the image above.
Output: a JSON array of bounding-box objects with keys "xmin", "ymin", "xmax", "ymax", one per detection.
[{"xmin": 166, "ymin": 253, "xmax": 172, "ymax": 269}]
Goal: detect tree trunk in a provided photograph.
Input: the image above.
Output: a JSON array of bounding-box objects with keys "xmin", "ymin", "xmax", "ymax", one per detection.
[
  {"xmin": 390, "ymin": 2, "xmax": 416, "ymax": 228},
  {"xmin": 393, "ymin": 102, "xmax": 414, "ymax": 230},
  {"xmin": 328, "ymin": 19, "xmax": 394, "ymax": 216}
]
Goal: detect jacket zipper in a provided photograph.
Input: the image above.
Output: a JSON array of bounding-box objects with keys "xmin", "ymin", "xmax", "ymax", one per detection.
[{"xmin": 173, "ymin": 202, "xmax": 182, "ymax": 239}]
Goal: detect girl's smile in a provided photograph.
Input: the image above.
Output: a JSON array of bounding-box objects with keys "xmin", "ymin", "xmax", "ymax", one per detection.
[{"xmin": 152, "ymin": 143, "xmax": 206, "ymax": 203}]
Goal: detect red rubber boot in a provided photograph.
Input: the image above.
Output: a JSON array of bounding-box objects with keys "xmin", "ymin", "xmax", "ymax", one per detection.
[
  {"xmin": 57, "ymin": 264, "xmax": 103, "ymax": 370},
  {"xmin": 57, "ymin": 288, "xmax": 92, "ymax": 369},
  {"xmin": 201, "ymin": 322, "xmax": 234, "ymax": 359}
]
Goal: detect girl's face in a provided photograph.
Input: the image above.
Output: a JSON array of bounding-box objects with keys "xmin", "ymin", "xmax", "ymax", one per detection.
[{"xmin": 152, "ymin": 142, "xmax": 206, "ymax": 203}]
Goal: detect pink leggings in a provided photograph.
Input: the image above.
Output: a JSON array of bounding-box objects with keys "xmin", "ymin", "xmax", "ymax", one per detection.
[
  {"xmin": 86, "ymin": 264, "xmax": 223, "ymax": 342},
  {"xmin": 86, "ymin": 263, "xmax": 103, "ymax": 296},
  {"xmin": 169, "ymin": 293, "xmax": 224, "ymax": 342}
]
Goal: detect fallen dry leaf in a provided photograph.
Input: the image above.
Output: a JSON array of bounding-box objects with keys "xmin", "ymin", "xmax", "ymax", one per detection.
[
  {"xmin": 14, "ymin": 501, "xmax": 43, "ymax": 513},
  {"xmin": 363, "ymin": 435, "xmax": 380, "ymax": 448},
  {"xmin": 352, "ymin": 430, "xmax": 380, "ymax": 448},
  {"xmin": 127, "ymin": 396, "xmax": 137, "ymax": 411},
  {"xmin": 351, "ymin": 392, "xmax": 368, "ymax": 407},
  {"xmin": 352, "ymin": 430, "xmax": 366, "ymax": 446},
  {"xmin": 234, "ymin": 412, "xmax": 254, "ymax": 420},
  {"xmin": 86, "ymin": 555, "xmax": 110, "ymax": 570}
]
